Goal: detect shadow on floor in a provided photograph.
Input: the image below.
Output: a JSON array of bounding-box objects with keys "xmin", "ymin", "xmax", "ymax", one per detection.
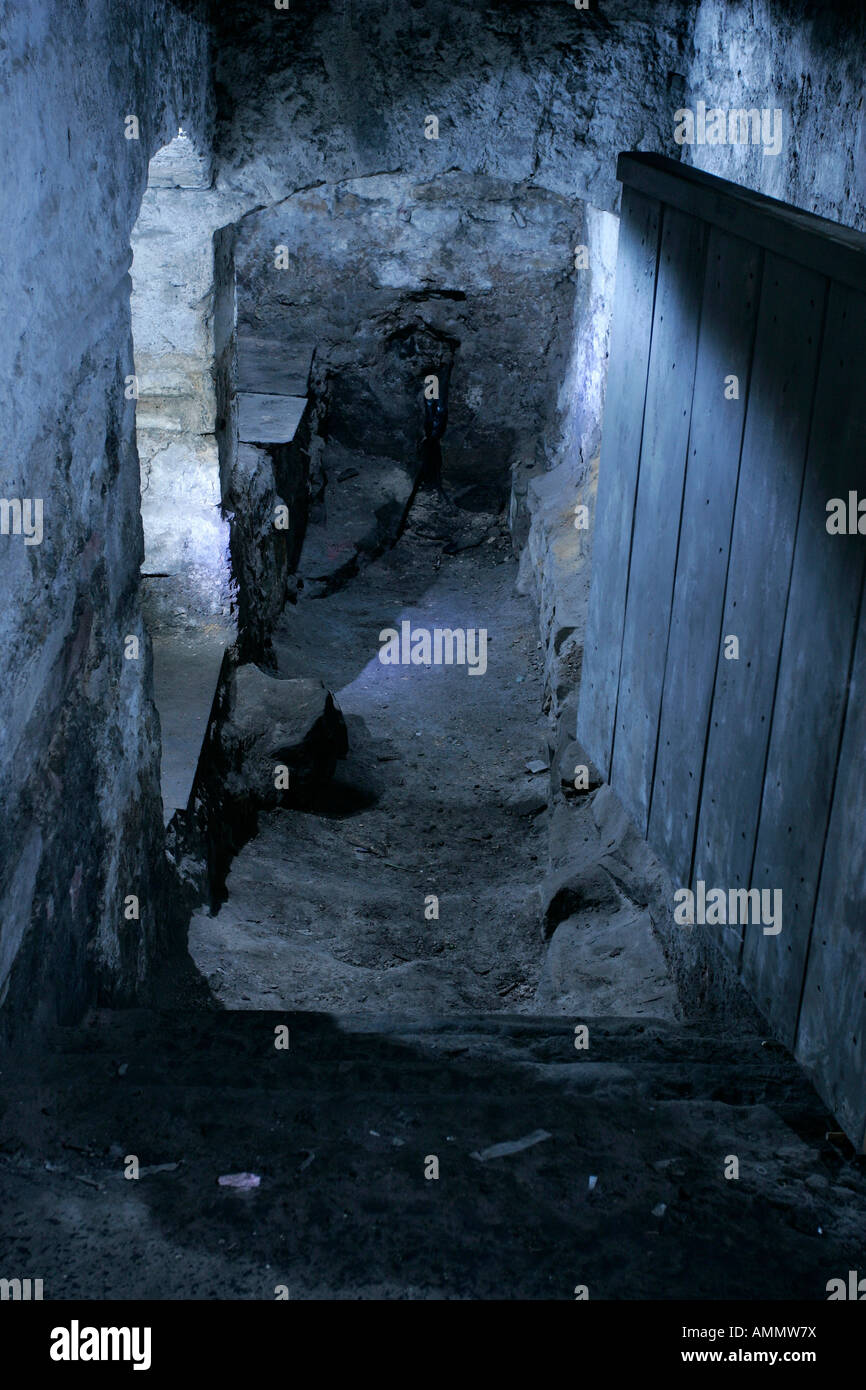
[{"xmin": 1, "ymin": 1007, "xmax": 864, "ymax": 1299}]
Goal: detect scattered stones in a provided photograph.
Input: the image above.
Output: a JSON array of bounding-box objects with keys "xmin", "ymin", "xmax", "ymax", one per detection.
[
  {"xmin": 472, "ymin": 1130, "xmax": 552, "ymax": 1162},
  {"xmin": 217, "ymin": 1172, "xmax": 261, "ymax": 1189}
]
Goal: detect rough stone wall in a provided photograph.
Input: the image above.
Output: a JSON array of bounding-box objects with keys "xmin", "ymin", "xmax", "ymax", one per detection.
[
  {"xmin": 132, "ymin": 184, "xmax": 233, "ymax": 630},
  {"xmin": 210, "ymin": 0, "xmax": 695, "ymax": 648},
  {"xmin": 0, "ymin": 0, "xmax": 212, "ymax": 1035},
  {"xmin": 515, "ymin": 203, "xmax": 618, "ymax": 751},
  {"xmin": 684, "ymin": 0, "xmax": 866, "ymax": 232},
  {"xmin": 557, "ymin": 206, "xmax": 621, "ymax": 481},
  {"xmin": 212, "ymin": 0, "xmax": 693, "ymax": 210},
  {"xmin": 235, "ymin": 172, "xmax": 580, "ymax": 500}
]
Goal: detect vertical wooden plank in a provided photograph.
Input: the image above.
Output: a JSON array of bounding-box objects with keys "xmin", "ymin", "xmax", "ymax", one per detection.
[
  {"xmin": 577, "ymin": 188, "xmax": 661, "ymax": 778},
  {"xmin": 796, "ymin": 599, "xmax": 866, "ymax": 1149},
  {"xmin": 648, "ymin": 229, "xmax": 762, "ymax": 883},
  {"xmin": 692, "ymin": 254, "xmax": 827, "ymax": 965},
  {"xmin": 609, "ymin": 206, "xmax": 708, "ymax": 834},
  {"xmin": 743, "ymin": 284, "xmax": 866, "ymax": 1045}
]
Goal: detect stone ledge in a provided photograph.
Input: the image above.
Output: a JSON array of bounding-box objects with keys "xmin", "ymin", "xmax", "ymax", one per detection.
[{"xmin": 237, "ymin": 392, "xmax": 307, "ymax": 444}]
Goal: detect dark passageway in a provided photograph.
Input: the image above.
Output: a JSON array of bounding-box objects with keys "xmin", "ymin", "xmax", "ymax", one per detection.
[
  {"xmin": 191, "ymin": 499, "xmax": 555, "ymax": 1014},
  {"xmin": 2, "ymin": 0, "xmax": 866, "ymax": 1330}
]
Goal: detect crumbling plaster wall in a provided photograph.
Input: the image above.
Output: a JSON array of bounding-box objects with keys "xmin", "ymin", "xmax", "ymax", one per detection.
[{"xmin": 0, "ymin": 0, "xmax": 212, "ymax": 1034}]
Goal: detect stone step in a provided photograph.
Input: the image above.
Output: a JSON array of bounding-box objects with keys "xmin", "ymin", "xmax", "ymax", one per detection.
[
  {"xmin": 1, "ymin": 1005, "xmax": 861, "ymax": 1301},
  {"xmin": 237, "ymin": 391, "xmax": 307, "ymax": 444},
  {"xmin": 12, "ymin": 1009, "xmax": 815, "ymax": 1112},
  {"xmin": 28, "ymin": 1005, "xmax": 769, "ymax": 1049}
]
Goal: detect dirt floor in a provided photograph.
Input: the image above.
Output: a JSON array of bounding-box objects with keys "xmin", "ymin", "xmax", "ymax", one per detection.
[{"xmin": 189, "ymin": 494, "xmax": 555, "ymax": 1013}]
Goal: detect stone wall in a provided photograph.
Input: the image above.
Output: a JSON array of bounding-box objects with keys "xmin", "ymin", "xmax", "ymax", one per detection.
[
  {"xmin": 234, "ymin": 171, "xmax": 581, "ymax": 511},
  {"xmin": 0, "ymin": 0, "xmax": 212, "ymax": 1034},
  {"xmin": 684, "ymin": 0, "xmax": 866, "ymax": 231},
  {"xmin": 513, "ymin": 204, "xmax": 619, "ymax": 684},
  {"xmin": 212, "ymin": 0, "xmax": 692, "ymax": 214},
  {"xmin": 131, "ymin": 135, "xmax": 234, "ymax": 631}
]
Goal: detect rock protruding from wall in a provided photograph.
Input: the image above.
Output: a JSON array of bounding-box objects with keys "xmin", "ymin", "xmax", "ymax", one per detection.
[
  {"xmin": 175, "ymin": 661, "xmax": 349, "ymax": 911},
  {"xmin": 220, "ymin": 664, "xmax": 349, "ymax": 807}
]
